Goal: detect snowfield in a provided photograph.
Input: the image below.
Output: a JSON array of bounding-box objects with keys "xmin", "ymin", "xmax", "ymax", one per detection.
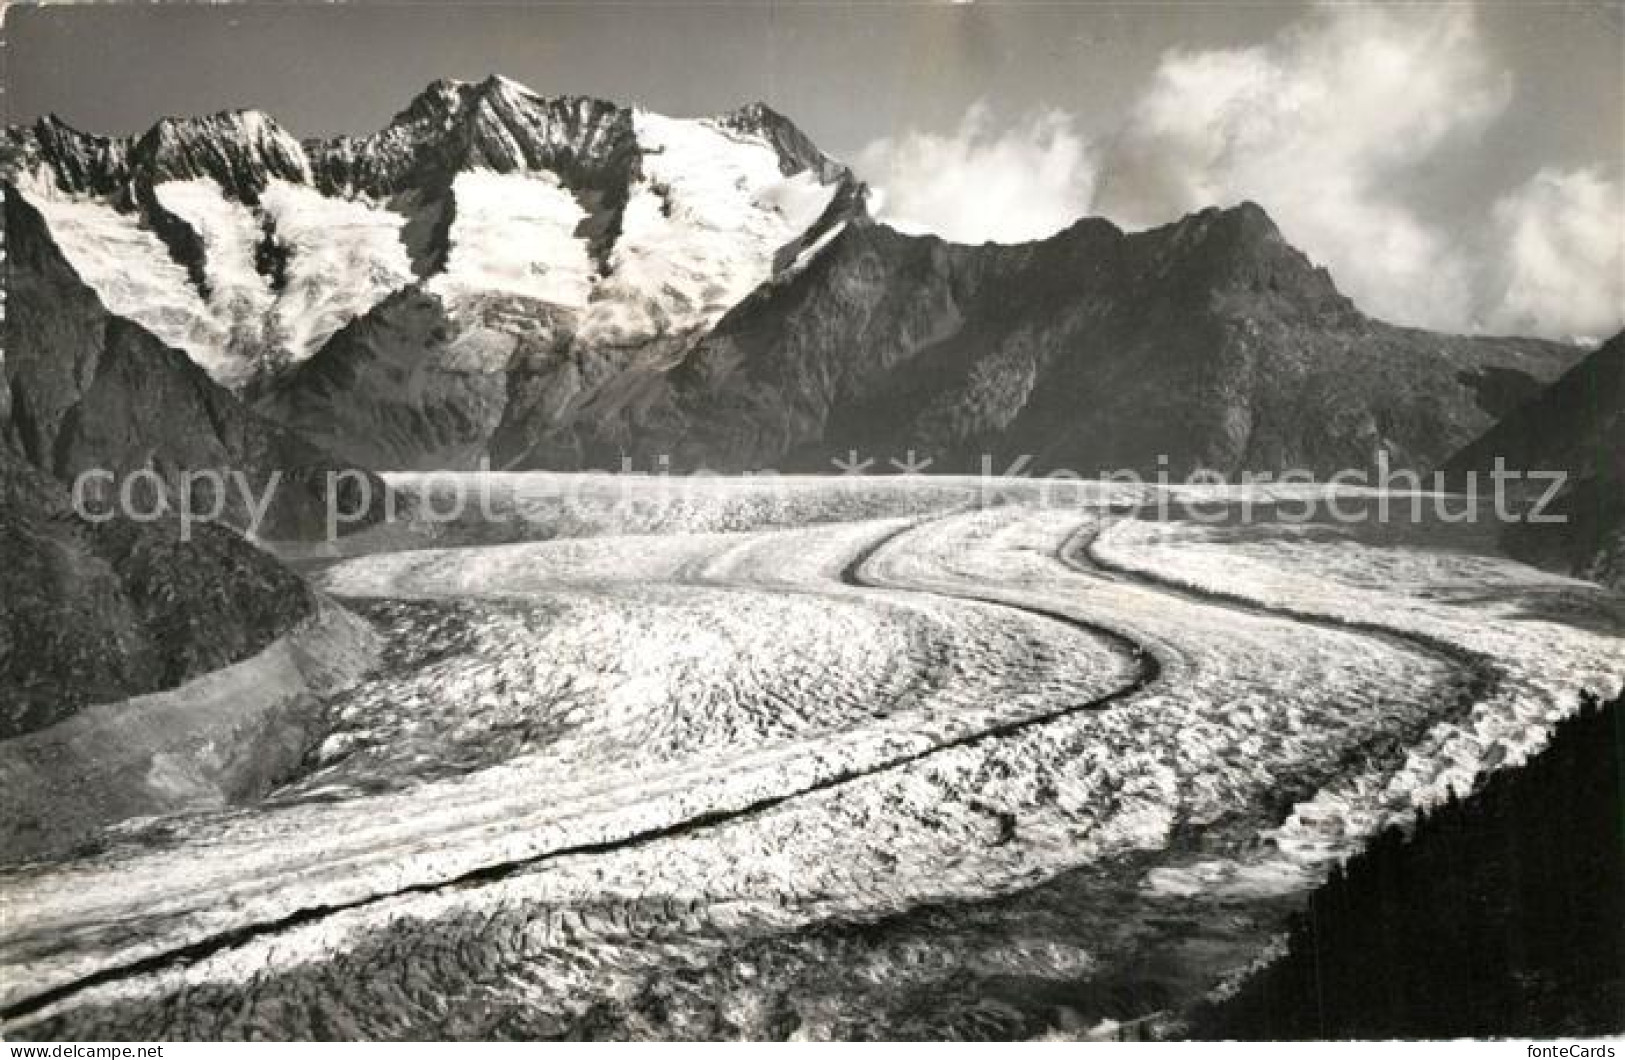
[
  {"xmin": 3, "ymin": 476, "xmax": 1620, "ymax": 1039},
  {"xmin": 13, "ymin": 92, "xmax": 848, "ymax": 392},
  {"xmin": 14, "ymin": 177, "xmax": 416, "ymax": 384},
  {"xmin": 16, "ymin": 183, "xmax": 249, "ymax": 383}
]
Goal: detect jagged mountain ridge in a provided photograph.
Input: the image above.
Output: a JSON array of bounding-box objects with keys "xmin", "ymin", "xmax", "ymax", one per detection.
[
  {"xmin": 1444, "ymin": 332, "xmax": 1625, "ymax": 586},
  {"xmin": 486, "ymin": 202, "xmax": 1576, "ymax": 477},
  {"xmin": 6, "ymin": 78, "xmax": 1582, "ymax": 480},
  {"xmin": 5, "ymin": 76, "xmax": 858, "ymax": 388},
  {"xmin": 3, "ymin": 192, "xmax": 390, "ymax": 539}
]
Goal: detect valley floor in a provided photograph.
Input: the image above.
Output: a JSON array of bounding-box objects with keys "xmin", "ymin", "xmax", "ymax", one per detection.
[{"xmin": 2, "ymin": 476, "xmax": 1621, "ymax": 1039}]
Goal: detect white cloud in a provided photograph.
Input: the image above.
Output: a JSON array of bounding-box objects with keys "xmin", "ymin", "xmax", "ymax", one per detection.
[
  {"xmin": 851, "ymin": 1, "xmax": 1623, "ymax": 340},
  {"xmin": 1094, "ymin": 1, "xmax": 1510, "ymax": 332},
  {"xmin": 855, "ymin": 102, "xmax": 1097, "ymax": 244},
  {"xmin": 1480, "ymin": 167, "xmax": 1624, "ymax": 341}
]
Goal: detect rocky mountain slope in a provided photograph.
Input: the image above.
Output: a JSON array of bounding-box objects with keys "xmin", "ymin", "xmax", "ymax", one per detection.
[
  {"xmin": 3, "ymin": 192, "xmax": 388, "ymax": 538},
  {"xmin": 502, "ymin": 203, "xmax": 1573, "ymax": 477},
  {"xmin": 0, "ymin": 443, "xmax": 313, "ymax": 739},
  {"xmin": 5, "ymin": 77, "xmax": 856, "ymax": 391},
  {"xmin": 6, "ymin": 78, "xmax": 1580, "ymax": 479},
  {"xmin": 1196, "ymin": 688, "xmax": 1623, "ymax": 1039},
  {"xmin": 1444, "ymin": 332, "xmax": 1624, "ymax": 586}
]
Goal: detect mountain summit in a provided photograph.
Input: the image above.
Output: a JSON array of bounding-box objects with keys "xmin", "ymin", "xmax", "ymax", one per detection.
[
  {"xmin": 4, "ymin": 78, "xmax": 1580, "ymax": 480},
  {"xmin": 6, "ymin": 78, "xmax": 860, "ymax": 387}
]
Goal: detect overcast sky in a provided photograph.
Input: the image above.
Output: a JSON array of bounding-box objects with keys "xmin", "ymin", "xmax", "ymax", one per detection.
[{"xmin": 6, "ymin": 1, "xmax": 1622, "ymax": 339}]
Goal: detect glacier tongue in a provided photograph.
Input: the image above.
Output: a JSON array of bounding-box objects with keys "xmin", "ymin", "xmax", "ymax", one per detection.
[
  {"xmin": 417, "ymin": 111, "xmax": 842, "ymax": 363},
  {"xmin": 431, "ymin": 170, "xmax": 595, "ymax": 309},
  {"xmin": 15, "ymin": 171, "xmax": 416, "ymax": 383},
  {"xmin": 424, "ymin": 169, "xmax": 599, "ymax": 373}
]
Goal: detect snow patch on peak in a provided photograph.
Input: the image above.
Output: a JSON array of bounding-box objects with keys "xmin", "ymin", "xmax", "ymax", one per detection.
[
  {"xmin": 431, "ymin": 169, "xmax": 595, "ymax": 307},
  {"xmin": 427, "ymin": 169, "xmax": 599, "ymax": 371},
  {"xmin": 784, "ymin": 219, "xmax": 850, "ymax": 278},
  {"xmin": 480, "ymin": 74, "xmax": 541, "ymax": 99},
  {"xmin": 575, "ymin": 112, "xmax": 838, "ymax": 346},
  {"xmin": 717, "ymin": 101, "xmax": 849, "ymax": 182},
  {"xmin": 152, "ymin": 179, "xmax": 279, "ymax": 380},
  {"xmin": 259, "ymin": 180, "xmax": 416, "ymax": 365}
]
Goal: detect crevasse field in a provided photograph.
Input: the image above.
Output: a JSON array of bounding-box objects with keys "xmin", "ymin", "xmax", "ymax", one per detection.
[{"xmin": 3, "ymin": 474, "xmax": 1622, "ymax": 1040}]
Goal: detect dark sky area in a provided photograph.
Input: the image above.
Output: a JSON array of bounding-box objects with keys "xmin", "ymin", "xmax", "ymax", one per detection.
[{"xmin": 5, "ymin": 0, "xmax": 1619, "ymax": 173}]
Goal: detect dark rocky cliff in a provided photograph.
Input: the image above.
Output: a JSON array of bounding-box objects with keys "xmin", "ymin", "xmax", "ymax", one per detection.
[
  {"xmin": 1444, "ymin": 332, "xmax": 1624, "ymax": 586},
  {"xmin": 486, "ymin": 205, "xmax": 1577, "ymax": 478},
  {"xmin": 1194, "ymin": 689, "xmax": 1624, "ymax": 1039}
]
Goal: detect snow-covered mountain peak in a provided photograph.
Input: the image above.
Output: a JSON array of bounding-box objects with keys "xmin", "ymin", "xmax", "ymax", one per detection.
[
  {"xmin": 7, "ymin": 115, "xmax": 132, "ymax": 196},
  {"xmin": 309, "ymin": 79, "xmax": 638, "ymax": 199},
  {"xmin": 716, "ymin": 101, "xmax": 849, "ymax": 182},
  {"xmin": 132, "ymin": 110, "xmax": 313, "ymax": 200},
  {"xmin": 478, "ymin": 73, "xmax": 543, "ymax": 100},
  {"xmin": 5, "ymin": 80, "xmax": 862, "ymax": 388}
]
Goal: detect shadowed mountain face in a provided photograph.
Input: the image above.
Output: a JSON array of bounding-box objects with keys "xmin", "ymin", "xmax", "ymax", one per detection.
[
  {"xmin": 0, "ymin": 444, "xmax": 313, "ymax": 738},
  {"xmin": 3, "ymin": 193, "xmax": 389, "ymax": 539},
  {"xmin": 252, "ymin": 288, "xmax": 507, "ymax": 472},
  {"xmin": 492, "ymin": 204, "xmax": 1577, "ymax": 477},
  {"xmin": 1445, "ymin": 332, "xmax": 1625, "ymax": 586},
  {"xmin": 5, "ymin": 79, "xmax": 1582, "ymax": 482}
]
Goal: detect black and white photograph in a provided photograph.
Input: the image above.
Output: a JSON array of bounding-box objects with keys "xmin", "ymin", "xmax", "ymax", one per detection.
[{"xmin": 0, "ymin": 0, "xmax": 1621, "ymax": 1045}]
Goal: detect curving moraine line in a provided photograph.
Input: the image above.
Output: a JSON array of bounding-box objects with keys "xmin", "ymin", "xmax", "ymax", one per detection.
[
  {"xmin": 3, "ymin": 515, "xmax": 1159, "ymax": 1029},
  {"xmin": 1062, "ymin": 519, "xmax": 1500, "ymax": 712}
]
